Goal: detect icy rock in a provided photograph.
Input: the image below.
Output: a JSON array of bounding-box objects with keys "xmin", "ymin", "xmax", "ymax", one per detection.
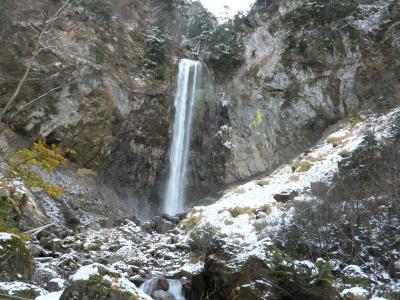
[
  {"xmin": 0, "ymin": 282, "xmax": 46, "ymax": 299},
  {"xmin": 29, "ymin": 244, "xmax": 45, "ymax": 257},
  {"xmin": 273, "ymin": 190, "xmax": 298, "ymax": 203},
  {"xmin": 32, "ymin": 267, "xmax": 59, "ymax": 288},
  {"xmin": 155, "ymin": 219, "xmax": 175, "ymax": 234},
  {"xmin": 343, "ymin": 265, "xmax": 369, "ymax": 281},
  {"xmin": 42, "ymin": 238, "xmax": 63, "ymax": 253},
  {"xmin": 83, "ymin": 242, "xmax": 101, "ymax": 252},
  {"xmin": 62, "ymin": 263, "xmax": 150, "ymax": 300},
  {"xmin": 81, "ymin": 259, "xmax": 94, "ymax": 266},
  {"xmin": 129, "ymin": 275, "xmax": 146, "ymax": 286},
  {"xmin": 46, "ymin": 277, "xmax": 66, "ymax": 292},
  {"xmin": 340, "ymin": 286, "xmax": 369, "ymax": 300}
]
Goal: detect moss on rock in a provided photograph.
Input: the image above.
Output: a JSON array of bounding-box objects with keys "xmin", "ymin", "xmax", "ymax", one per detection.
[
  {"xmin": 0, "ymin": 232, "xmax": 34, "ymax": 282},
  {"xmin": 60, "ymin": 264, "xmax": 144, "ymax": 300}
]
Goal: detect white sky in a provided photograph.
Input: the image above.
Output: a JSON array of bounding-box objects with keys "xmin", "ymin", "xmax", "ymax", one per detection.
[{"xmin": 199, "ymin": 0, "xmax": 256, "ymax": 19}]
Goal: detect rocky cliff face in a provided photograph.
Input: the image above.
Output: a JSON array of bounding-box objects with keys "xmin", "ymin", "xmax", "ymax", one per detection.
[
  {"xmin": 187, "ymin": 0, "xmax": 400, "ymax": 201},
  {"xmin": 1, "ymin": 0, "xmax": 399, "ymax": 216},
  {"xmin": 0, "ymin": 0, "xmax": 195, "ymax": 217}
]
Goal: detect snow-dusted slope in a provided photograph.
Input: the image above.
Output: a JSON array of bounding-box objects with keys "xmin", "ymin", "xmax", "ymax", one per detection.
[{"xmin": 185, "ymin": 108, "xmax": 400, "ymax": 244}]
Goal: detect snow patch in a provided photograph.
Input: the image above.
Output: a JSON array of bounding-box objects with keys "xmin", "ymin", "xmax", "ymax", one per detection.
[
  {"xmin": 0, "ymin": 232, "xmax": 13, "ymax": 241},
  {"xmin": 36, "ymin": 291, "xmax": 63, "ymax": 300},
  {"xmin": 70, "ymin": 263, "xmax": 103, "ymax": 281},
  {"xmin": 341, "ymin": 286, "xmax": 369, "ymax": 298}
]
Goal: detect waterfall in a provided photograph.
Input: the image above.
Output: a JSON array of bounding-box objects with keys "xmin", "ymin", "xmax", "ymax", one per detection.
[
  {"xmin": 168, "ymin": 279, "xmax": 185, "ymax": 300},
  {"xmin": 164, "ymin": 59, "xmax": 202, "ymax": 215},
  {"xmin": 139, "ymin": 278, "xmax": 158, "ymax": 295}
]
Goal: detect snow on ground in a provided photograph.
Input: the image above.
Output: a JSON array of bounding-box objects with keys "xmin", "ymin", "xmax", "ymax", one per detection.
[
  {"xmin": 70, "ymin": 263, "xmax": 104, "ymax": 281},
  {"xmin": 0, "ymin": 281, "xmax": 47, "ymax": 296},
  {"xmin": 36, "ymin": 291, "xmax": 63, "ymax": 300},
  {"xmin": 187, "ymin": 109, "xmax": 400, "ymax": 244},
  {"xmin": 341, "ymin": 286, "xmax": 369, "ymax": 298},
  {"xmin": 0, "ymin": 232, "xmax": 13, "ymax": 241}
]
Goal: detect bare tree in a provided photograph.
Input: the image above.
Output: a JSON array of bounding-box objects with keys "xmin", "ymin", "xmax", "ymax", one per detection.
[{"xmin": 0, "ymin": 0, "xmax": 71, "ymax": 122}]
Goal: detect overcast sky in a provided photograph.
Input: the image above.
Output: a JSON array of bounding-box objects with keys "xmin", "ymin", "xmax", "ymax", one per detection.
[{"xmin": 199, "ymin": 0, "xmax": 256, "ymax": 19}]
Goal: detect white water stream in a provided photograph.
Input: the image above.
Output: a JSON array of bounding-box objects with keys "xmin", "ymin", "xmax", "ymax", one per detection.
[
  {"xmin": 140, "ymin": 278, "xmax": 185, "ymax": 300},
  {"xmin": 164, "ymin": 59, "xmax": 202, "ymax": 215}
]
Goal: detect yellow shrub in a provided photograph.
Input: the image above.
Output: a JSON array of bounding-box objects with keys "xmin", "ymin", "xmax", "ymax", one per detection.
[
  {"xmin": 4, "ymin": 140, "xmax": 68, "ymax": 198},
  {"xmin": 251, "ymin": 110, "xmax": 265, "ymax": 128}
]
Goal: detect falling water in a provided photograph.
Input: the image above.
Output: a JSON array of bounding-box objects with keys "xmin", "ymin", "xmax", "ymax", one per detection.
[
  {"xmin": 164, "ymin": 59, "xmax": 202, "ymax": 215},
  {"xmin": 140, "ymin": 278, "xmax": 185, "ymax": 300}
]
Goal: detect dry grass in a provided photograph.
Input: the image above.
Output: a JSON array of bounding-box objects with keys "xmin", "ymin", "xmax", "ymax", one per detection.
[
  {"xmin": 256, "ymin": 179, "xmax": 270, "ymax": 186},
  {"xmin": 292, "ymin": 160, "xmax": 313, "ymax": 172},
  {"xmin": 227, "ymin": 206, "xmax": 256, "ymax": 218}
]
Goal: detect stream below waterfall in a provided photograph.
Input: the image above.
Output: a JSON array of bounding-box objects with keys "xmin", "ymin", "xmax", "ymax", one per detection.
[{"xmin": 140, "ymin": 278, "xmax": 185, "ymax": 300}]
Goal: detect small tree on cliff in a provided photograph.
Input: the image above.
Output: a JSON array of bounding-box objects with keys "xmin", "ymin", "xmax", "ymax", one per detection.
[
  {"xmin": 208, "ymin": 21, "xmax": 244, "ymax": 73},
  {"xmin": 0, "ymin": 0, "xmax": 71, "ymax": 122}
]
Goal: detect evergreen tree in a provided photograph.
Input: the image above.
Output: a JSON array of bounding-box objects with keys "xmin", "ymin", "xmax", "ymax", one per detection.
[{"xmin": 208, "ymin": 22, "xmax": 244, "ymax": 73}]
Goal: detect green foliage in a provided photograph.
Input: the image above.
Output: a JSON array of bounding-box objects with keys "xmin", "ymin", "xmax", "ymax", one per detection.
[
  {"xmin": 340, "ymin": 131, "xmax": 379, "ymax": 189},
  {"xmin": 166, "ymin": 0, "xmax": 175, "ymax": 11},
  {"xmin": 364, "ymin": 65, "xmax": 400, "ymax": 111},
  {"xmin": 267, "ymin": 250, "xmax": 338, "ymax": 299},
  {"xmin": 188, "ymin": 223, "xmax": 218, "ymax": 255},
  {"xmin": 93, "ymin": 40, "xmax": 109, "ymax": 64},
  {"xmin": 0, "ymin": 189, "xmax": 28, "ymax": 235},
  {"xmin": 186, "ymin": 2, "xmax": 217, "ymax": 52},
  {"xmin": 208, "ymin": 22, "xmax": 244, "ymax": 74},
  {"xmin": 0, "ymin": 196, "xmax": 18, "ymax": 230},
  {"xmin": 3, "ymin": 140, "xmax": 67, "ymax": 198},
  {"xmin": 144, "ymin": 25, "xmax": 170, "ymax": 79},
  {"xmin": 287, "ymin": 0, "xmax": 359, "ymax": 27},
  {"xmin": 144, "ymin": 26, "xmax": 168, "ymax": 65},
  {"xmin": 251, "ymin": 110, "xmax": 265, "ymax": 128}
]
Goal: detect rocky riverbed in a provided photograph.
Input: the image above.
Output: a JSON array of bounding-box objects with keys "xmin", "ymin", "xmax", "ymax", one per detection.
[{"xmin": 0, "ymin": 214, "xmax": 193, "ymax": 299}]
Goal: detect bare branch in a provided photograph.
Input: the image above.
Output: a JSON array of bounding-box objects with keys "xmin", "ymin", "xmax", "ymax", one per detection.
[
  {"xmin": 9, "ymin": 86, "xmax": 62, "ymax": 120},
  {"xmin": 0, "ymin": 0, "xmax": 71, "ymax": 122}
]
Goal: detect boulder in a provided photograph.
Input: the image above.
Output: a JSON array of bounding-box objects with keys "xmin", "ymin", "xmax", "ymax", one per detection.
[
  {"xmin": 0, "ymin": 232, "xmax": 34, "ymax": 282},
  {"xmin": 273, "ymin": 190, "xmax": 298, "ymax": 203},
  {"xmin": 0, "ymin": 282, "xmax": 46, "ymax": 299},
  {"xmin": 140, "ymin": 277, "xmax": 169, "ymax": 295},
  {"xmin": 190, "ymin": 238, "xmax": 274, "ymax": 300},
  {"xmin": 340, "ymin": 287, "xmax": 369, "ymax": 300},
  {"xmin": 142, "ymin": 215, "xmax": 177, "ymax": 234},
  {"xmin": 46, "ymin": 278, "xmax": 66, "ymax": 292},
  {"xmin": 31, "ymin": 267, "xmax": 59, "ymax": 288},
  {"xmin": 60, "ymin": 203, "xmax": 80, "ymax": 228},
  {"xmin": 155, "ymin": 219, "xmax": 175, "ymax": 234},
  {"xmin": 60, "ymin": 263, "xmax": 148, "ymax": 300},
  {"xmin": 129, "ymin": 275, "xmax": 146, "ymax": 286}
]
